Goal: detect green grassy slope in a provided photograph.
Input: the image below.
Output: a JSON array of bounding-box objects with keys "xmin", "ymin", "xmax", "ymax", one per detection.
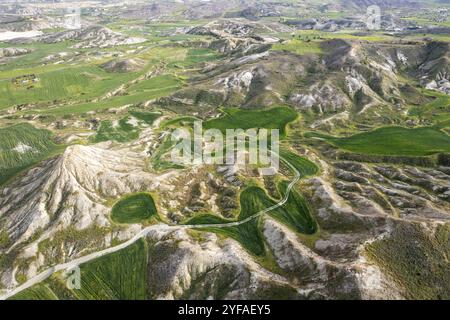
[
  {"xmin": 0, "ymin": 123, "xmax": 62, "ymax": 185},
  {"xmin": 74, "ymin": 239, "xmax": 148, "ymax": 300},
  {"xmin": 279, "ymin": 149, "xmax": 319, "ymax": 177},
  {"xmin": 10, "ymin": 239, "xmax": 148, "ymax": 300},
  {"xmin": 271, "ymin": 38, "xmax": 323, "ymax": 56},
  {"xmin": 111, "ymin": 193, "xmax": 159, "ymax": 224},
  {"xmin": 269, "ymin": 181, "xmax": 317, "ymax": 234}
]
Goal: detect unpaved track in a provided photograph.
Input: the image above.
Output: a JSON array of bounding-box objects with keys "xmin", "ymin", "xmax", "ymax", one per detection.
[{"xmin": 0, "ymin": 154, "xmax": 300, "ymax": 300}]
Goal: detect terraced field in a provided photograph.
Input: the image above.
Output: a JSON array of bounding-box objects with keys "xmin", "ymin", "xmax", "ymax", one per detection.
[{"xmin": 111, "ymin": 193, "xmax": 159, "ymax": 224}]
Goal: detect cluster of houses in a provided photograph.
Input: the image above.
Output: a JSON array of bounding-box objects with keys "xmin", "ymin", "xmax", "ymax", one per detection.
[{"xmin": 12, "ymin": 74, "xmax": 39, "ymax": 88}]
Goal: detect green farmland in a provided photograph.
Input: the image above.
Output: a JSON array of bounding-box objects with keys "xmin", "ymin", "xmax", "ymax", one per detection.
[
  {"xmin": 204, "ymin": 106, "xmax": 298, "ymax": 137},
  {"xmin": 271, "ymin": 39, "xmax": 323, "ymax": 56},
  {"xmin": 0, "ymin": 43, "xmax": 190, "ymax": 116},
  {"xmin": 0, "ymin": 65, "xmax": 140, "ymax": 110},
  {"xmin": 305, "ymin": 126, "xmax": 450, "ymax": 157},
  {"xmin": 39, "ymin": 84, "xmax": 179, "ymax": 116},
  {"xmin": 10, "ymin": 239, "xmax": 149, "ymax": 300},
  {"xmin": 9, "ymin": 284, "xmax": 58, "ymax": 300}
]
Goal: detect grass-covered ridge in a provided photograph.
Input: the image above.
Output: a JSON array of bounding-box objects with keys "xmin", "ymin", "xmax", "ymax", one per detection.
[
  {"xmin": 305, "ymin": 126, "xmax": 450, "ymax": 157},
  {"xmin": 111, "ymin": 193, "xmax": 159, "ymax": 224},
  {"xmin": 0, "ymin": 123, "xmax": 62, "ymax": 185}
]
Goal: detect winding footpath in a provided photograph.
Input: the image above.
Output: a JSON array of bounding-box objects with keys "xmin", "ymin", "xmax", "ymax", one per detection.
[{"xmin": 0, "ymin": 154, "xmax": 300, "ymax": 300}]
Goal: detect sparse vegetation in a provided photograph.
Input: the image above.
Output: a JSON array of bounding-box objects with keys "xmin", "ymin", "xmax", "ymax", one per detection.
[
  {"xmin": 93, "ymin": 117, "xmax": 140, "ymax": 143},
  {"xmin": 366, "ymin": 223, "xmax": 450, "ymax": 300}
]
